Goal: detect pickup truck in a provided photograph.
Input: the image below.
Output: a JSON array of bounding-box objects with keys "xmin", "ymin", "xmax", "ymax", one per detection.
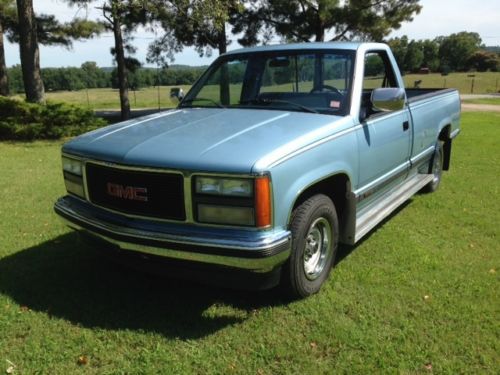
[{"xmin": 54, "ymin": 42, "xmax": 461, "ymax": 298}]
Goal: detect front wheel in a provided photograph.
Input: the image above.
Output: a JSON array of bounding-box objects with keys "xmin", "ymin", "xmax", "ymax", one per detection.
[{"xmin": 281, "ymin": 194, "xmax": 339, "ymax": 298}]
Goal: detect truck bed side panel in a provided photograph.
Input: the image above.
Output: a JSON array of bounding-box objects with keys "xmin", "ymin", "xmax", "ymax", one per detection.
[{"xmin": 407, "ymin": 89, "xmax": 461, "ymax": 159}]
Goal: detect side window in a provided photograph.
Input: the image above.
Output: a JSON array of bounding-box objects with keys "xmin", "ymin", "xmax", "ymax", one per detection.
[{"xmin": 363, "ymin": 52, "xmax": 398, "ymax": 91}]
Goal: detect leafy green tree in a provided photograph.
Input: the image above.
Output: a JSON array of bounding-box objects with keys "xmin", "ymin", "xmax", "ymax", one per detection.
[
  {"xmin": 0, "ymin": 0, "xmax": 102, "ymax": 100},
  {"xmin": 69, "ymin": 0, "xmax": 149, "ymax": 119},
  {"xmin": 245, "ymin": 0, "xmax": 422, "ymax": 43},
  {"xmin": 466, "ymin": 51, "xmax": 499, "ymax": 72},
  {"xmin": 420, "ymin": 39, "xmax": 439, "ymax": 71},
  {"xmin": 6, "ymin": 64, "xmax": 23, "ymax": 93},
  {"xmin": 387, "ymin": 35, "xmax": 409, "ymax": 71},
  {"xmin": 404, "ymin": 40, "xmax": 423, "ymax": 72},
  {"xmin": 437, "ymin": 32, "xmax": 482, "ymax": 72},
  {"xmin": 147, "ymin": 0, "xmax": 245, "ymax": 67}
]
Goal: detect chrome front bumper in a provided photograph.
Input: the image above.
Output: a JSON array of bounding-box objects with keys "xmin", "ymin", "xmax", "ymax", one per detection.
[{"xmin": 54, "ymin": 196, "xmax": 291, "ymax": 272}]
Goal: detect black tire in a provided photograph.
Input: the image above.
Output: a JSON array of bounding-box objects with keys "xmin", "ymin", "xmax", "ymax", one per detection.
[
  {"xmin": 422, "ymin": 141, "xmax": 444, "ymax": 193},
  {"xmin": 281, "ymin": 194, "xmax": 339, "ymax": 298}
]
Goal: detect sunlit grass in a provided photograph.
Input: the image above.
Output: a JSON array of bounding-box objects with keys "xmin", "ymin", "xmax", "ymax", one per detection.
[{"xmin": 0, "ymin": 112, "xmax": 498, "ymax": 373}]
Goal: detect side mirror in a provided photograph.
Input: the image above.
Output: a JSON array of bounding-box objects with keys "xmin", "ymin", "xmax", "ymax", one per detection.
[
  {"xmin": 371, "ymin": 88, "xmax": 405, "ymax": 112},
  {"xmin": 170, "ymin": 87, "xmax": 184, "ymax": 104}
]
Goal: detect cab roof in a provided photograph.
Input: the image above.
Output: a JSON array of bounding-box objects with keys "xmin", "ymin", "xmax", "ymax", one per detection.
[{"xmin": 223, "ymin": 42, "xmax": 387, "ymax": 56}]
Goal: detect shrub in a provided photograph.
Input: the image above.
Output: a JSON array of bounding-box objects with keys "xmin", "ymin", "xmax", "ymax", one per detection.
[{"xmin": 0, "ymin": 97, "xmax": 107, "ymax": 141}]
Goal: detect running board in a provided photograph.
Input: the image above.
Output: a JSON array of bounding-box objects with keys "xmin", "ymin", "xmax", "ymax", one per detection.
[{"xmin": 354, "ymin": 174, "xmax": 434, "ymax": 242}]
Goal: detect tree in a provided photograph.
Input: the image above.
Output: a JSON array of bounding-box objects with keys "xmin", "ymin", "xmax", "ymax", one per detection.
[
  {"xmin": 437, "ymin": 32, "xmax": 482, "ymax": 72},
  {"xmin": 467, "ymin": 51, "xmax": 499, "ymax": 72},
  {"xmin": 81, "ymin": 61, "xmax": 109, "ymax": 88},
  {"xmin": 0, "ymin": 0, "xmax": 103, "ymax": 99},
  {"xmin": 0, "ymin": 0, "xmax": 17, "ymax": 96},
  {"xmin": 420, "ymin": 39, "xmax": 439, "ymax": 71},
  {"xmin": 387, "ymin": 36, "xmax": 440, "ymax": 72},
  {"xmin": 404, "ymin": 40, "xmax": 423, "ymax": 72},
  {"xmin": 387, "ymin": 35, "xmax": 409, "ymax": 71},
  {"xmin": 243, "ymin": 0, "xmax": 422, "ymax": 43},
  {"xmin": 147, "ymin": 0, "xmax": 245, "ymax": 67},
  {"xmin": 16, "ymin": 0, "xmax": 44, "ymax": 103},
  {"xmin": 69, "ymin": 0, "xmax": 148, "ymax": 120}
]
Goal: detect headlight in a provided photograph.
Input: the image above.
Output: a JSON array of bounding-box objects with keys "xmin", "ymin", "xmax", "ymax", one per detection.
[
  {"xmin": 193, "ymin": 175, "xmax": 271, "ymax": 228},
  {"xmin": 62, "ymin": 155, "xmax": 85, "ymax": 198},
  {"xmin": 62, "ymin": 156, "xmax": 83, "ymax": 176},
  {"xmin": 195, "ymin": 177, "xmax": 253, "ymax": 197},
  {"xmin": 197, "ymin": 204, "xmax": 255, "ymax": 226}
]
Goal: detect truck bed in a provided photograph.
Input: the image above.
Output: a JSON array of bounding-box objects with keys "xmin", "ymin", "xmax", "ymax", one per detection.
[{"xmin": 406, "ymin": 88, "xmax": 458, "ymax": 103}]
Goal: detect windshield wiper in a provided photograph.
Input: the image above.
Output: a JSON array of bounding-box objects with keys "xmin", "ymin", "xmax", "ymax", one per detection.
[
  {"xmin": 240, "ymin": 98, "xmax": 319, "ymax": 114},
  {"xmin": 180, "ymin": 98, "xmax": 226, "ymax": 108}
]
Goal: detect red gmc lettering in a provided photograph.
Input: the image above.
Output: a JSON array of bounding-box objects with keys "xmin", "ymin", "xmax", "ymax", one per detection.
[{"xmin": 106, "ymin": 183, "xmax": 148, "ymax": 202}]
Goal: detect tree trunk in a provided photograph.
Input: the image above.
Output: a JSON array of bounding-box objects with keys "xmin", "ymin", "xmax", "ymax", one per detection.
[
  {"xmin": 218, "ymin": 23, "xmax": 230, "ymax": 105},
  {"xmin": 111, "ymin": 8, "xmax": 130, "ymax": 121},
  {"xmin": 0, "ymin": 19, "xmax": 9, "ymax": 96},
  {"xmin": 314, "ymin": 4, "xmax": 325, "ymax": 42},
  {"xmin": 218, "ymin": 23, "xmax": 227, "ymax": 55},
  {"xmin": 16, "ymin": 0, "xmax": 44, "ymax": 103}
]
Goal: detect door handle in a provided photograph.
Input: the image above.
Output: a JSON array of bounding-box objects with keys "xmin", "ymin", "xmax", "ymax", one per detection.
[{"xmin": 403, "ymin": 121, "xmax": 410, "ymax": 131}]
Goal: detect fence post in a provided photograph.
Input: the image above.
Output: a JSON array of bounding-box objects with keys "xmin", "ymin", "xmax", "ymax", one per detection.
[{"xmin": 468, "ymin": 74, "xmax": 476, "ymax": 94}]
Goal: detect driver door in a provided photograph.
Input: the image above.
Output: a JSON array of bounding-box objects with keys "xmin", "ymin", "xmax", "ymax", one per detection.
[{"xmin": 355, "ymin": 51, "xmax": 412, "ymax": 205}]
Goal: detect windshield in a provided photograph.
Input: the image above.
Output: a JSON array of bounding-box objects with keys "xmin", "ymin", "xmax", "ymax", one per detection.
[{"xmin": 180, "ymin": 50, "xmax": 355, "ymax": 116}]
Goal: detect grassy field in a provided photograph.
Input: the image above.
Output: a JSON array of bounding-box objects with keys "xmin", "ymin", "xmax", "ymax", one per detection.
[
  {"xmin": 43, "ymin": 85, "xmax": 192, "ymax": 110},
  {"xmin": 403, "ymin": 71, "xmax": 500, "ymax": 94},
  {"xmin": 462, "ymin": 97, "xmax": 500, "ymax": 105},
  {"xmin": 36, "ymin": 72, "xmax": 500, "ymax": 111},
  {"xmin": 0, "ymin": 112, "xmax": 499, "ymax": 373}
]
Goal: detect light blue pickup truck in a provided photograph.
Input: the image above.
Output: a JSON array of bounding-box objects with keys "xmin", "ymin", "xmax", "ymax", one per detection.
[{"xmin": 54, "ymin": 42, "xmax": 460, "ymax": 298}]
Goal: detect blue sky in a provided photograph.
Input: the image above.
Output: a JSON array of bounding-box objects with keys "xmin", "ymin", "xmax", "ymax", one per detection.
[{"xmin": 4, "ymin": 0, "xmax": 500, "ymax": 68}]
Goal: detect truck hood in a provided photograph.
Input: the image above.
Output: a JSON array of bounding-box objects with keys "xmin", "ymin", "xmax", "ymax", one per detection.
[{"xmin": 63, "ymin": 108, "xmax": 352, "ymax": 173}]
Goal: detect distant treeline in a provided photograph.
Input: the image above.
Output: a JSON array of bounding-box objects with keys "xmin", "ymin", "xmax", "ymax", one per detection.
[
  {"xmin": 388, "ymin": 32, "xmax": 499, "ymax": 74},
  {"xmin": 7, "ymin": 63, "xmax": 206, "ymax": 93}
]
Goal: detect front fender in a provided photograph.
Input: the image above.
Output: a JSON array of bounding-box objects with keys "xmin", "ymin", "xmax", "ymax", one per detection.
[{"xmin": 268, "ymin": 131, "xmax": 358, "ymax": 229}]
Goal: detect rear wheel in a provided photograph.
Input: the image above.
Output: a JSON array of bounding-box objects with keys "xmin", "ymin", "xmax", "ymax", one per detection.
[
  {"xmin": 422, "ymin": 141, "xmax": 444, "ymax": 193},
  {"xmin": 281, "ymin": 194, "xmax": 339, "ymax": 298}
]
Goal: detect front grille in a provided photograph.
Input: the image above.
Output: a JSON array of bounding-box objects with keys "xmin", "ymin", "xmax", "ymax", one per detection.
[{"xmin": 85, "ymin": 163, "xmax": 185, "ymax": 220}]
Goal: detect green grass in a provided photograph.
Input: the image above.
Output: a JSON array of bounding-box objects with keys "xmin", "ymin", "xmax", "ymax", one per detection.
[
  {"xmin": 40, "ymin": 85, "xmax": 192, "ymax": 110},
  {"xmin": 0, "ymin": 112, "xmax": 499, "ymax": 373},
  {"xmin": 462, "ymin": 97, "xmax": 500, "ymax": 105},
  {"xmin": 403, "ymin": 71, "xmax": 500, "ymax": 94},
  {"xmin": 21, "ymin": 71, "xmax": 500, "ymax": 111}
]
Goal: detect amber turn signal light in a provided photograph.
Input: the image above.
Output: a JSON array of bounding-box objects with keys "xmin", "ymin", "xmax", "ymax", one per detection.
[{"xmin": 255, "ymin": 176, "xmax": 271, "ymax": 228}]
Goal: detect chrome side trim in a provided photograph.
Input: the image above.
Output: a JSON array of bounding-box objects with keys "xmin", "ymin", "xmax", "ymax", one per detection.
[
  {"xmin": 450, "ymin": 128, "xmax": 460, "ymax": 139},
  {"xmin": 354, "ymin": 161, "xmax": 410, "ymax": 198},
  {"xmin": 354, "ymin": 174, "xmax": 434, "ymax": 243},
  {"xmin": 410, "ymin": 146, "xmax": 435, "ymax": 166}
]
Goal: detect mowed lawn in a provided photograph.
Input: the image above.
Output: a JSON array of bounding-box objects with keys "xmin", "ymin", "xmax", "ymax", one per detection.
[
  {"xmin": 38, "ymin": 71, "xmax": 500, "ymax": 111},
  {"xmin": 43, "ymin": 85, "xmax": 192, "ymax": 110},
  {"xmin": 0, "ymin": 112, "xmax": 498, "ymax": 373}
]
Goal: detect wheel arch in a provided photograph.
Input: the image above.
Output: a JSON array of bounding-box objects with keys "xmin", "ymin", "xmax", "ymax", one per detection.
[
  {"xmin": 438, "ymin": 123, "xmax": 452, "ymax": 170},
  {"xmin": 288, "ymin": 173, "xmax": 353, "ymax": 244}
]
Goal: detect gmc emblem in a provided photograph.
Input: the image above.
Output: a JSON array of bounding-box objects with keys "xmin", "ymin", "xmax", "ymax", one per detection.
[{"xmin": 106, "ymin": 183, "xmax": 148, "ymax": 202}]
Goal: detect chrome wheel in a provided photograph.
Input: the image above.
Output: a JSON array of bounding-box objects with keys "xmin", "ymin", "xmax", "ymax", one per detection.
[
  {"xmin": 303, "ymin": 217, "xmax": 332, "ymax": 280},
  {"xmin": 422, "ymin": 141, "xmax": 444, "ymax": 193},
  {"xmin": 431, "ymin": 145, "xmax": 443, "ymax": 185},
  {"xmin": 282, "ymin": 194, "xmax": 338, "ymax": 298}
]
